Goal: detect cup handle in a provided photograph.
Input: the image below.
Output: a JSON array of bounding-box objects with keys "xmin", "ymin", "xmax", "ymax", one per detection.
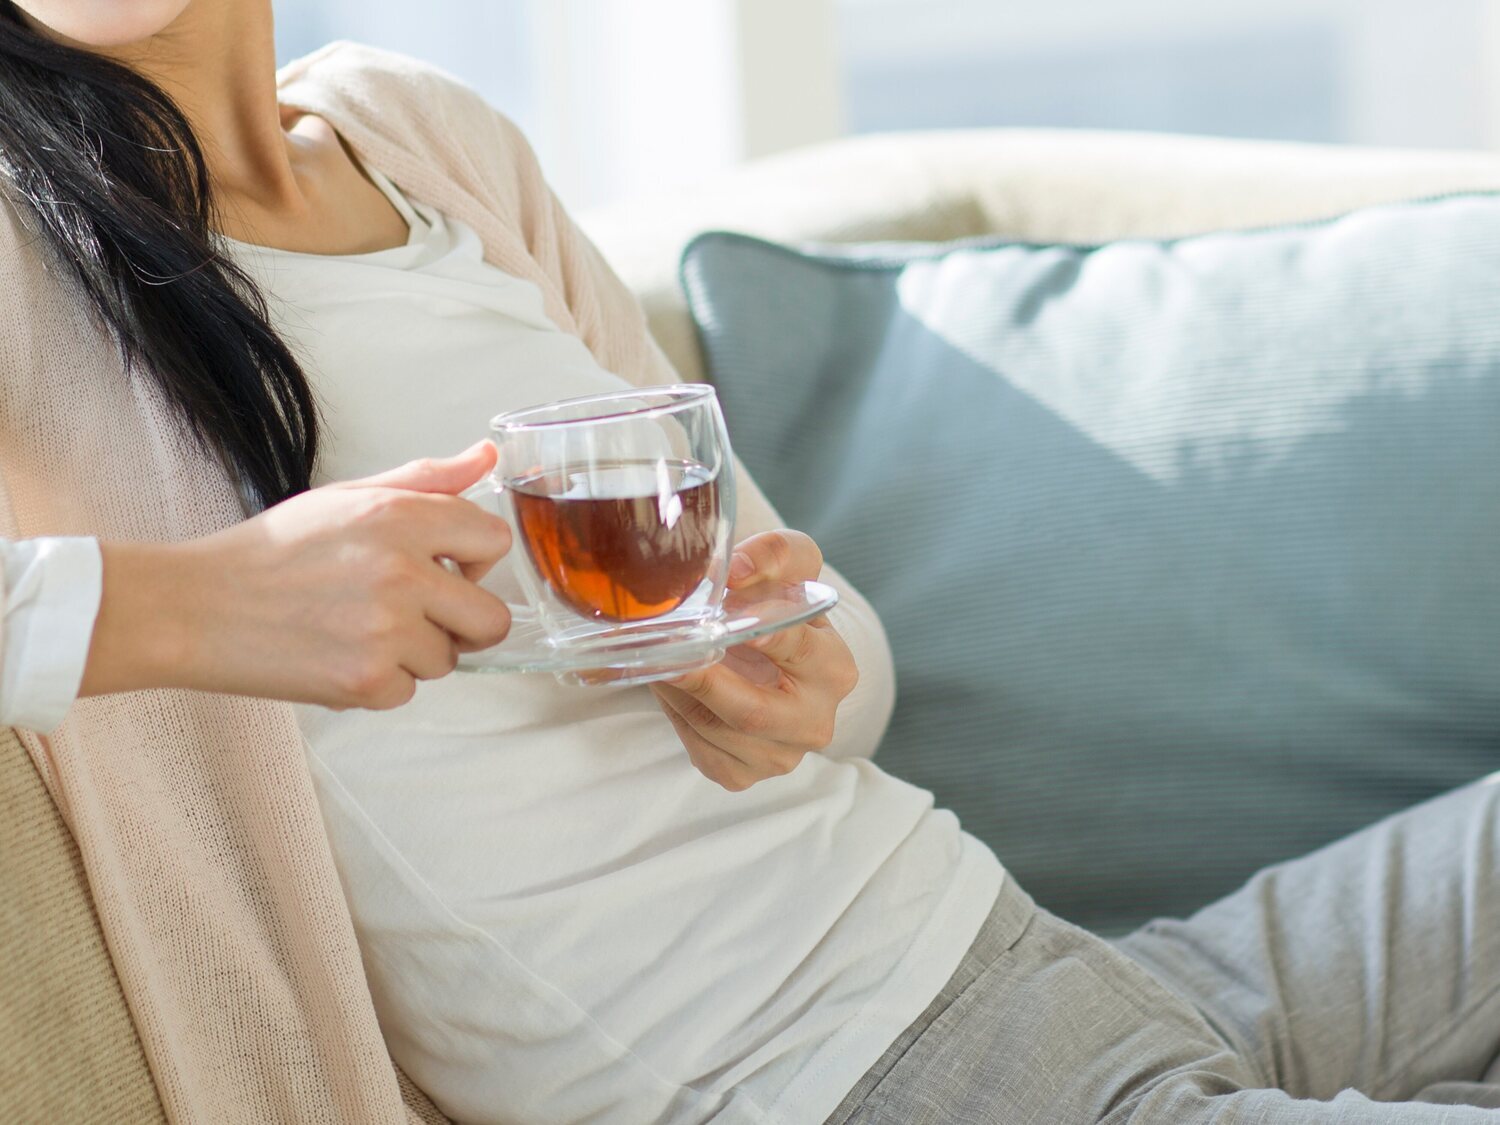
[
  {"xmin": 443, "ymin": 478, "xmax": 502, "ymax": 574},
  {"xmin": 461, "ymin": 479, "xmax": 499, "ymax": 506}
]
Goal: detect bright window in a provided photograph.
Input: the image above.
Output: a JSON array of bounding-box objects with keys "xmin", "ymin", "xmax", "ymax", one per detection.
[
  {"xmin": 837, "ymin": 0, "xmax": 1500, "ymax": 149},
  {"xmin": 276, "ymin": 0, "xmax": 1500, "ymax": 209}
]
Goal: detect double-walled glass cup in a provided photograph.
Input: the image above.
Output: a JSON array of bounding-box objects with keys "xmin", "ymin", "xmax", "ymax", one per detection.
[{"xmin": 471, "ymin": 385, "xmax": 737, "ymax": 676}]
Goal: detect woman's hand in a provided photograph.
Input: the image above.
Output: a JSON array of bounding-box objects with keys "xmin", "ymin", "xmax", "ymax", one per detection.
[
  {"xmin": 653, "ymin": 530, "xmax": 858, "ymax": 791},
  {"xmin": 82, "ymin": 442, "xmax": 513, "ymax": 711}
]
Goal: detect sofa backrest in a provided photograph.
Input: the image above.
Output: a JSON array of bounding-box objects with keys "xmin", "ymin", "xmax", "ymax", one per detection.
[
  {"xmin": 582, "ymin": 128, "xmax": 1500, "ymax": 382},
  {"xmin": 0, "ymin": 727, "xmax": 168, "ymax": 1122}
]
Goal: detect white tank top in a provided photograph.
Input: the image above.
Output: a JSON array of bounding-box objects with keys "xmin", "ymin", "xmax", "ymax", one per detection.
[{"xmin": 228, "ymin": 170, "xmax": 1002, "ymax": 1125}]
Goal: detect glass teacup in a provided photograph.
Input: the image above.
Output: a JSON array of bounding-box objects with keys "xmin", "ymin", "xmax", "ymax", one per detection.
[{"xmin": 466, "ymin": 385, "xmax": 737, "ymax": 679}]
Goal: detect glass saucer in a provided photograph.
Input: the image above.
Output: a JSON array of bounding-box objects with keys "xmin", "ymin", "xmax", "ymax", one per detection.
[{"xmin": 457, "ymin": 579, "xmax": 840, "ymax": 686}]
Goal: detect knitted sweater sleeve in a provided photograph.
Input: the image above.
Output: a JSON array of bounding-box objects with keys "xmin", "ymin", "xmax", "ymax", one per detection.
[{"xmin": 0, "ymin": 205, "xmax": 105, "ymax": 733}]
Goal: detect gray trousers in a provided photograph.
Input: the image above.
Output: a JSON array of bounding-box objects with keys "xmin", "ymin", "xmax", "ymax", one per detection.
[{"xmin": 828, "ymin": 777, "xmax": 1500, "ymax": 1123}]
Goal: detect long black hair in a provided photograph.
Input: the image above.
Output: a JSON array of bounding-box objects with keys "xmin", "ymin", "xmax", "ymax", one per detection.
[{"xmin": 0, "ymin": 3, "xmax": 317, "ymax": 510}]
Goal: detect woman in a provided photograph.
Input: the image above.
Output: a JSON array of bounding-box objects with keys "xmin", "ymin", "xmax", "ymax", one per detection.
[{"xmin": 3, "ymin": 2, "xmax": 1500, "ymax": 1123}]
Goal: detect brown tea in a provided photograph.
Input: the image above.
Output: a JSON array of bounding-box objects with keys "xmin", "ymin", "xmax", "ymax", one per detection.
[{"xmin": 510, "ymin": 458, "xmax": 722, "ymax": 622}]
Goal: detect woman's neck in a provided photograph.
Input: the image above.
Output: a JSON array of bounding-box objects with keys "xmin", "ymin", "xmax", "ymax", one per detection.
[
  {"xmin": 104, "ymin": 1, "xmax": 302, "ymax": 216},
  {"xmin": 87, "ymin": 1, "xmax": 407, "ymax": 253}
]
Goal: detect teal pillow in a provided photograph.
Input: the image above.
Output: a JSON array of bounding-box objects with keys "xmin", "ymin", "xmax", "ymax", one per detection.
[{"xmin": 681, "ymin": 196, "xmax": 1500, "ymax": 934}]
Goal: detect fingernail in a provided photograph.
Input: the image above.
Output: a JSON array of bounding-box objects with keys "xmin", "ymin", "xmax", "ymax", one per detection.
[{"xmin": 729, "ymin": 554, "xmax": 754, "ymax": 583}]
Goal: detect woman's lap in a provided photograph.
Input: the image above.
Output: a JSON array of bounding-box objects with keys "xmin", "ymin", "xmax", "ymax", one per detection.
[{"xmin": 829, "ymin": 777, "xmax": 1500, "ymax": 1123}]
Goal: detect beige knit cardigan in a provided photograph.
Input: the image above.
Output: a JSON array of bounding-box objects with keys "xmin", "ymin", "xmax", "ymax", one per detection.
[{"xmin": 0, "ymin": 42, "xmax": 692, "ymax": 1124}]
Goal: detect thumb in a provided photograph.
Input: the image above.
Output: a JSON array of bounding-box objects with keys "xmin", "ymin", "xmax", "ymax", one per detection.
[{"xmin": 339, "ymin": 441, "xmax": 498, "ymax": 495}]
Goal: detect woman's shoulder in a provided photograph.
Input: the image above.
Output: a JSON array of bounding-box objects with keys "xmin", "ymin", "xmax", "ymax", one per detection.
[
  {"xmin": 275, "ymin": 41, "xmax": 540, "ymax": 206},
  {"xmin": 278, "ymin": 41, "xmax": 462, "ymax": 100},
  {"xmin": 277, "ymin": 41, "xmax": 518, "ymax": 150}
]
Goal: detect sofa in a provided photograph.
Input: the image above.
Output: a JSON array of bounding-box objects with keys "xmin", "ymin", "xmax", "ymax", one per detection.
[{"xmin": 7, "ymin": 128, "xmax": 1500, "ymax": 1120}]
